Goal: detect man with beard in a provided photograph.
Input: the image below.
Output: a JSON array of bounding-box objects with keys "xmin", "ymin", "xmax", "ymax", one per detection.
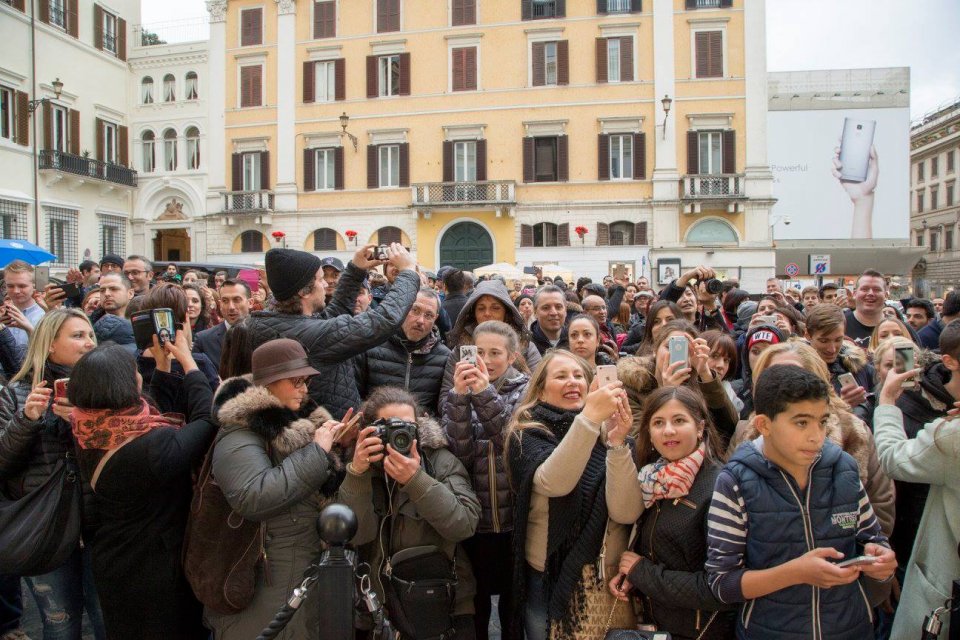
[{"xmin": 91, "ymin": 272, "xmax": 136, "ymax": 353}]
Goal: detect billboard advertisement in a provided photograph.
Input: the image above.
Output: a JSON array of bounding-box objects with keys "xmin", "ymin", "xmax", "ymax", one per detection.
[{"xmin": 768, "ymin": 107, "xmax": 910, "ymax": 241}]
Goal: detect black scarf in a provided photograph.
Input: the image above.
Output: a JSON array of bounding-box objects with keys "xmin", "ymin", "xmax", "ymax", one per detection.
[{"xmin": 508, "ymin": 402, "xmax": 609, "ymax": 638}]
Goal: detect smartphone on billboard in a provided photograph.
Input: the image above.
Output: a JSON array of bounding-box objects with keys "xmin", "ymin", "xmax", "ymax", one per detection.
[
  {"xmin": 668, "ymin": 336, "xmax": 688, "ymax": 366},
  {"xmin": 894, "ymin": 346, "xmax": 916, "ymax": 389},
  {"xmin": 838, "ymin": 117, "xmax": 876, "ymax": 183}
]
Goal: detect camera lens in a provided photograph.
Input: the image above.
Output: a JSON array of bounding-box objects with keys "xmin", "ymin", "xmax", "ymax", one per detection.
[{"xmin": 391, "ymin": 431, "xmax": 412, "ymax": 454}]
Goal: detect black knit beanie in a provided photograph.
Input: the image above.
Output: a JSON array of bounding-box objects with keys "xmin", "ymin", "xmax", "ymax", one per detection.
[{"xmin": 265, "ymin": 248, "xmax": 322, "ymax": 302}]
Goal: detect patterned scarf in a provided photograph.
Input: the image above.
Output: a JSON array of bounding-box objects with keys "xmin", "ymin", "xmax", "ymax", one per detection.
[
  {"xmin": 636, "ymin": 441, "xmax": 707, "ymax": 508},
  {"xmin": 71, "ymin": 400, "xmax": 184, "ymax": 450}
]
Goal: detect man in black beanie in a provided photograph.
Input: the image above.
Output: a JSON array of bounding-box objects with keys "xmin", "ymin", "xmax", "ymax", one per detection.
[{"xmin": 247, "ymin": 242, "xmax": 419, "ymax": 418}]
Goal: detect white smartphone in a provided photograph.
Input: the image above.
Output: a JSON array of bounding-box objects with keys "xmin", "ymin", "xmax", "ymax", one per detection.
[
  {"xmin": 596, "ymin": 364, "xmax": 618, "ymax": 387},
  {"xmin": 838, "ymin": 117, "xmax": 876, "ymax": 183},
  {"xmin": 895, "ymin": 346, "xmax": 916, "ymax": 389},
  {"xmin": 756, "ymin": 315, "xmax": 778, "ymax": 326},
  {"xmin": 835, "ymin": 555, "xmax": 879, "ymax": 568},
  {"xmin": 837, "ymin": 372, "xmax": 856, "ymax": 388},
  {"xmin": 459, "ymin": 345, "xmax": 477, "ymax": 365},
  {"xmin": 668, "ymin": 336, "xmax": 688, "ymax": 366}
]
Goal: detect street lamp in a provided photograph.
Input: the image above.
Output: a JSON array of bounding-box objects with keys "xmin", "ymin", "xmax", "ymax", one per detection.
[
  {"xmin": 27, "ymin": 78, "xmax": 63, "ymax": 113},
  {"xmin": 339, "ymin": 112, "xmax": 359, "ymax": 152},
  {"xmin": 660, "ymin": 94, "xmax": 672, "ymax": 140}
]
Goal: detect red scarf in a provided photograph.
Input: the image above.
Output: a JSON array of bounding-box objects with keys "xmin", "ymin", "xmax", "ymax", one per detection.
[{"xmin": 71, "ymin": 400, "xmax": 184, "ymax": 450}]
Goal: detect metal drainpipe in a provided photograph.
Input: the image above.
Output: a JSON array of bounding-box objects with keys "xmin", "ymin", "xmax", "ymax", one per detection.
[{"xmin": 30, "ymin": 0, "xmax": 40, "ymax": 245}]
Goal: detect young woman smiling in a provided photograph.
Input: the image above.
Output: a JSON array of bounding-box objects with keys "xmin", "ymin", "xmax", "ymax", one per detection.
[{"xmin": 567, "ymin": 314, "xmax": 616, "ymax": 369}]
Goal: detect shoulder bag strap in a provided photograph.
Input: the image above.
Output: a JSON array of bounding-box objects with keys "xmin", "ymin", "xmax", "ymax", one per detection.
[{"xmin": 90, "ymin": 437, "xmax": 137, "ymax": 491}]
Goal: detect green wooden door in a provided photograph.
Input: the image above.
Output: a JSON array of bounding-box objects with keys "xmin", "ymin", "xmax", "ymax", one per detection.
[{"xmin": 438, "ymin": 221, "xmax": 493, "ymax": 271}]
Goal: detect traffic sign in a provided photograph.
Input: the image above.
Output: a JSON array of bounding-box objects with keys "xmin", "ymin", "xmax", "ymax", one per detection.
[
  {"xmin": 808, "ymin": 254, "xmax": 831, "ymax": 275},
  {"xmin": 785, "ymin": 263, "xmax": 800, "ymax": 277}
]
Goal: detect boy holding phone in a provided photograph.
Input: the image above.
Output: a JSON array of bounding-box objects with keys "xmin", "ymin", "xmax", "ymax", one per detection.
[{"xmin": 706, "ymin": 365, "xmax": 895, "ymax": 640}]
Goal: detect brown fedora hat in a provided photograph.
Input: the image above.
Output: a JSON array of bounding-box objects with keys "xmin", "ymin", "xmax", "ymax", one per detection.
[{"xmin": 251, "ymin": 338, "xmax": 320, "ymax": 387}]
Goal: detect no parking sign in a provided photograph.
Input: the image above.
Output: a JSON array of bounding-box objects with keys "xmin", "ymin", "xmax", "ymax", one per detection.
[
  {"xmin": 785, "ymin": 263, "xmax": 800, "ymax": 278},
  {"xmin": 808, "ymin": 254, "xmax": 831, "ymax": 275}
]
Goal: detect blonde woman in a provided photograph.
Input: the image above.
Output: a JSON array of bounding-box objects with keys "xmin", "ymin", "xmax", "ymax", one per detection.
[
  {"xmin": 506, "ymin": 350, "xmax": 635, "ymax": 639},
  {"xmin": 868, "ymin": 317, "xmax": 914, "ymax": 353},
  {"xmin": 0, "ymin": 308, "xmax": 104, "ymax": 639}
]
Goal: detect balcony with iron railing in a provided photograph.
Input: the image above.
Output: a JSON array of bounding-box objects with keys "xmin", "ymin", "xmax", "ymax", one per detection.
[
  {"xmin": 681, "ymin": 174, "xmax": 745, "ymax": 199},
  {"xmin": 692, "ymin": 0, "xmax": 722, "ymax": 8},
  {"xmin": 531, "ymin": 0, "xmax": 558, "ymax": 18},
  {"xmin": 411, "ymin": 180, "xmax": 516, "ymax": 208},
  {"xmin": 605, "ymin": 0, "xmax": 631, "ymax": 12},
  {"xmin": 39, "ymin": 150, "xmax": 137, "ymax": 187},
  {"xmin": 221, "ymin": 190, "xmax": 274, "ymax": 213}
]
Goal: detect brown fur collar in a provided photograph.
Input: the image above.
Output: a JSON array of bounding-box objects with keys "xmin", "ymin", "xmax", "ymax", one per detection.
[
  {"xmin": 617, "ymin": 355, "xmax": 657, "ymax": 396},
  {"xmin": 214, "ymin": 376, "xmax": 334, "ymax": 458},
  {"xmin": 415, "ymin": 416, "xmax": 447, "ymax": 451},
  {"xmin": 839, "ymin": 343, "xmax": 869, "ymax": 375},
  {"xmin": 733, "ymin": 409, "xmax": 872, "ymax": 483}
]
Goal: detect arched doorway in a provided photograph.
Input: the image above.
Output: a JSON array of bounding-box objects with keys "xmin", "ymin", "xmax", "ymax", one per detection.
[
  {"xmin": 154, "ymin": 229, "xmax": 191, "ymax": 261},
  {"xmin": 439, "ymin": 221, "xmax": 493, "ymax": 271}
]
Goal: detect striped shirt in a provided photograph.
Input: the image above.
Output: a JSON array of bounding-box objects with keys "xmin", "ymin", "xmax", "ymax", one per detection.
[{"xmin": 705, "ymin": 442, "xmax": 887, "ymax": 604}]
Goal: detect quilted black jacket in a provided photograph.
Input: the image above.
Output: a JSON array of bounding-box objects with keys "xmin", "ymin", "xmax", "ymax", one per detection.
[
  {"xmin": 247, "ymin": 262, "xmax": 420, "ymax": 419},
  {"xmin": 355, "ymin": 327, "xmax": 451, "ymax": 414},
  {"xmin": 627, "ymin": 460, "xmax": 736, "ymax": 640}
]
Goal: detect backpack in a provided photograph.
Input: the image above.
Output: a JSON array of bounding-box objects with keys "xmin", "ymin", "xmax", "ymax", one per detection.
[{"xmin": 182, "ymin": 440, "xmax": 264, "ymax": 614}]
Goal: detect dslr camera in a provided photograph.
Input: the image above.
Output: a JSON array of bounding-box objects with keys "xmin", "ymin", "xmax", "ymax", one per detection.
[
  {"xmin": 370, "ymin": 417, "xmax": 418, "ymax": 457},
  {"xmin": 693, "ymin": 278, "xmax": 723, "ymax": 295}
]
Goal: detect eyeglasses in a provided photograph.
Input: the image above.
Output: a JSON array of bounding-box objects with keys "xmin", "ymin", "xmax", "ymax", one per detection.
[
  {"xmin": 290, "ymin": 377, "xmax": 310, "ymax": 388},
  {"xmin": 408, "ymin": 307, "xmax": 437, "ymax": 322},
  {"xmin": 124, "ymin": 270, "xmax": 145, "ymax": 278}
]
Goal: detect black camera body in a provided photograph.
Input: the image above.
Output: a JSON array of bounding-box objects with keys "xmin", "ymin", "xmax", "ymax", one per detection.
[{"xmin": 370, "ymin": 417, "xmax": 417, "ymax": 456}]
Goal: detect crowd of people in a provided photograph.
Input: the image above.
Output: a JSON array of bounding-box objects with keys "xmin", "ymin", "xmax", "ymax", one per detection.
[{"xmin": 0, "ymin": 248, "xmax": 956, "ymax": 640}]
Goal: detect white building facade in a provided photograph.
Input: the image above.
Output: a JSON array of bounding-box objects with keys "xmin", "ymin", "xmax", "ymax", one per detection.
[{"xmin": 0, "ymin": 0, "xmax": 140, "ymax": 271}]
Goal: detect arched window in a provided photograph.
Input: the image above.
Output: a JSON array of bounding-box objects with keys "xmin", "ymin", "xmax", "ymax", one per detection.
[
  {"xmin": 313, "ymin": 228, "xmax": 339, "ymax": 251},
  {"xmin": 185, "ymin": 126, "xmax": 200, "ymax": 170},
  {"xmin": 533, "ymin": 222, "xmax": 558, "ymax": 247},
  {"xmin": 240, "ymin": 230, "xmax": 265, "ymax": 253},
  {"xmin": 163, "ymin": 128, "xmax": 177, "ymax": 171},
  {"xmin": 609, "ymin": 221, "xmax": 635, "ymax": 246},
  {"xmin": 141, "ymin": 130, "xmax": 155, "ymax": 172},
  {"xmin": 686, "ymin": 219, "xmax": 738, "ymax": 244},
  {"xmin": 163, "ymin": 74, "xmax": 176, "ymax": 102},
  {"xmin": 185, "ymin": 71, "xmax": 198, "ymax": 100},
  {"xmin": 377, "ymin": 226, "xmax": 402, "ymax": 245},
  {"xmin": 141, "ymin": 77, "xmax": 154, "ymax": 104}
]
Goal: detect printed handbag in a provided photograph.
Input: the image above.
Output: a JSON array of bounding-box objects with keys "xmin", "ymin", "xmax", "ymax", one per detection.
[{"xmin": 0, "ymin": 454, "xmax": 81, "ymax": 576}]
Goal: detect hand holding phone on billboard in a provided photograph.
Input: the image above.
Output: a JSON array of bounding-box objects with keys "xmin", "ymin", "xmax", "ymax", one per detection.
[{"xmin": 832, "ymin": 118, "xmax": 879, "ymax": 240}]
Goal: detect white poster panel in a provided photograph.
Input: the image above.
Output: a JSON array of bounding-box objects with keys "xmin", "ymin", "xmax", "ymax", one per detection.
[{"xmin": 768, "ymin": 107, "xmax": 910, "ymax": 241}]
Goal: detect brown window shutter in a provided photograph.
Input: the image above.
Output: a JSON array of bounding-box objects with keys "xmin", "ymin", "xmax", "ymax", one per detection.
[
  {"xmin": 304, "ymin": 148, "xmax": 315, "ymax": 191},
  {"xmin": 695, "ymin": 32, "xmax": 708, "ymax": 77},
  {"xmin": 597, "ymin": 134, "xmax": 609, "ymax": 180},
  {"xmin": 303, "ymin": 61, "xmax": 315, "ymax": 103},
  {"xmin": 452, "ymin": 0, "xmax": 476, "ymax": 25},
  {"xmin": 260, "ymin": 151, "xmax": 270, "ymax": 189},
  {"xmin": 95, "ymin": 118, "xmax": 104, "ymax": 161},
  {"xmin": 595, "ymin": 38, "xmax": 607, "ymax": 83},
  {"xmin": 367, "ymin": 145, "xmax": 378, "ymax": 188},
  {"xmin": 558, "ymin": 222, "xmax": 570, "ymax": 246},
  {"xmin": 633, "ymin": 132, "xmax": 646, "ymax": 179},
  {"xmin": 521, "ymin": 0, "xmax": 532, "ymax": 20},
  {"xmin": 15, "ymin": 92, "xmax": 29, "ymax": 146},
  {"xmin": 597, "ymin": 222, "xmax": 609, "ymax": 245},
  {"xmin": 334, "ymin": 146, "xmax": 344, "ymax": 190},
  {"xmin": 442, "ymin": 141, "xmax": 453, "ymax": 182},
  {"xmin": 465, "ymin": 47, "xmax": 477, "ymax": 90},
  {"xmin": 378, "ymin": 0, "xmax": 399, "ymax": 32},
  {"xmin": 241, "ymin": 9, "xmax": 262, "ymax": 46},
  {"xmin": 251, "ymin": 66, "xmax": 262, "ymax": 106},
  {"xmin": 231, "ymin": 153, "xmax": 243, "ymax": 190},
  {"xmin": 314, "ymin": 1, "xmax": 335, "ymax": 38},
  {"xmin": 69, "ymin": 109, "xmax": 79, "ymax": 154},
  {"xmin": 398, "ymin": 53, "xmax": 411, "ymax": 96},
  {"xmin": 399, "ymin": 143, "xmax": 409, "ymax": 187},
  {"xmin": 42, "ymin": 102, "xmax": 52, "ymax": 151},
  {"xmin": 117, "ymin": 17, "xmax": 126, "ymax": 60},
  {"xmin": 476, "ymin": 139, "xmax": 487, "ymax": 181},
  {"xmin": 620, "ymin": 37, "xmax": 633, "ymax": 81},
  {"xmin": 720, "ymin": 0, "xmax": 732, "ymax": 7},
  {"xmin": 334, "ymin": 58, "xmax": 345, "ymax": 100},
  {"xmin": 366, "ymin": 56, "xmax": 378, "ymax": 98},
  {"xmin": 452, "ymin": 48, "xmax": 465, "ymax": 92},
  {"xmin": 12, "ymin": 0, "xmax": 24, "ymax": 10},
  {"xmin": 557, "ymin": 41, "xmax": 569, "ymax": 85},
  {"xmin": 531, "ymin": 43, "xmax": 545, "ymax": 87},
  {"xmin": 118, "ymin": 125, "xmax": 128, "ymax": 166},
  {"xmin": 240, "ymin": 67, "xmax": 251, "ymax": 107},
  {"xmin": 685, "ymin": 0, "xmax": 696, "ymax": 8},
  {"xmin": 521, "ymin": 224, "xmax": 533, "ymax": 247},
  {"xmin": 522, "ymin": 137, "xmax": 534, "ymax": 182},
  {"xmin": 686, "ymin": 131, "xmax": 699, "ymax": 174},
  {"xmin": 596, "ymin": 0, "xmax": 606, "ymax": 14},
  {"xmin": 635, "ymin": 221, "xmax": 648, "ymax": 245},
  {"xmin": 556, "ymin": 0, "xmax": 566, "ymax": 17},
  {"xmin": 66, "ymin": 0, "xmax": 78, "ymax": 37},
  {"xmin": 722, "ymin": 129, "xmax": 735, "ymax": 174},
  {"xmin": 557, "ymin": 135, "xmax": 569, "ymax": 182},
  {"xmin": 709, "ymin": 31, "xmax": 723, "ymax": 77},
  {"xmin": 94, "ymin": 5, "xmax": 103, "ymax": 50},
  {"xmin": 631, "ymin": 0, "xmax": 642, "ymax": 11},
  {"xmin": 39, "ymin": 0, "xmax": 49, "ymax": 23}
]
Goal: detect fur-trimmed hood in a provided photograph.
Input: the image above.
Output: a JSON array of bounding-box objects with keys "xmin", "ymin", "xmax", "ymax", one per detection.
[
  {"xmin": 617, "ymin": 354, "xmax": 657, "ymax": 396},
  {"xmin": 838, "ymin": 342, "xmax": 870, "ymax": 375},
  {"xmin": 412, "ymin": 415, "xmax": 448, "ymax": 451},
  {"xmin": 213, "ymin": 375, "xmax": 334, "ymax": 458},
  {"xmin": 732, "ymin": 408, "xmax": 872, "ymax": 483}
]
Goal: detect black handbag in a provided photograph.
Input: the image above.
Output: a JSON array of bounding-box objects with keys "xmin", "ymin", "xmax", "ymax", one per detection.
[
  {"xmin": 382, "ymin": 545, "xmax": 458, "ymax": 640},
  {"xmin": 0, "ymin": 453, "xmax": 82, "ymax": 576}
]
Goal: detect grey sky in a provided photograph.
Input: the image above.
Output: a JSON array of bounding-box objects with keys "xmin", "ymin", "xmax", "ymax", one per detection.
[{"xmin": 140, "ymin": 0, "xmax": 959, "ymax": 119}]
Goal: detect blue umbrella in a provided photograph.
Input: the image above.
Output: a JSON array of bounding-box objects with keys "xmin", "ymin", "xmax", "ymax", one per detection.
[{"xmin": 0, "ymin": 239, "xmax": 57, "ymax": 268}]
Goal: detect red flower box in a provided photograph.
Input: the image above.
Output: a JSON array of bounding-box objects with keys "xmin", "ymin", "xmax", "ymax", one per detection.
[
  {"xmin": 345, "ymin": 230, "xmax": 358, "ymax": 239},
  {"xmin": 271, "ymin": 231, "xmax": 285, "ymax": 240},
  {"xmin": 575, "ymin": 226, "xmax": 589, "ymax": 236}
]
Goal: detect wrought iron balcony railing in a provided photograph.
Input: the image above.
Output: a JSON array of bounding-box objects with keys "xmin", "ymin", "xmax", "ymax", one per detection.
[
  {"xmin": 411, "ymin": 180, "xmax": 516, "ymax": 207},
  {"xmin": 682, "ymin": 174, "xmax": 745, "ymax": 199},
  {"xmin": 221, "ymin": 190, "xmax": 275, "ymax": 213},
  {"xmin": 39, "ymin": 150, "xmax": 138, "ymax": 187}
]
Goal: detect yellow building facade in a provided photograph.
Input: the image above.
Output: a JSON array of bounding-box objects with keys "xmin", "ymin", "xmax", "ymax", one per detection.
[{"xmin": 203, "ymin": 0, "xmax": 775, "ymax": 287}]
